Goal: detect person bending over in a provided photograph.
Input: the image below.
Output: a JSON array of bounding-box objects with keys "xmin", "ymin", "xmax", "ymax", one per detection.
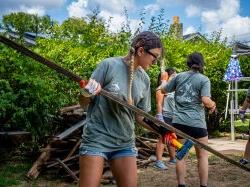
[{"xmin": 79, "ymin": 31, "xmax": 163, "ymax": 187}]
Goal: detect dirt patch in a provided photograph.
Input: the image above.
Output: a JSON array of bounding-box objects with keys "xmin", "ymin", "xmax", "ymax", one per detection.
[
  {"xmin": 16, "ymin": 156, "xmax": 249, "ymax": 187},
  {"xmin": 104, "ymin": 138, "xmax": 250, "ymax": 187},
  {"xmin": 3, "ymin": 138, "xmax": 250, "ymax": 187},
  {"xmin": 136, "ymin": 157, "xmax": 250, "ymax": 187}
]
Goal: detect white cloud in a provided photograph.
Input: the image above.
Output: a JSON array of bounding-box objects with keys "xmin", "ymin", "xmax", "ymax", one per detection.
[
  {"xmin": 67, "ymin": 0, "xmax": 135, "ymax": 18},
  {"xmin": 88, "ymin": 0, "xmax": 134, "ymax": 14},
  {"xmin": 67, "ymin": 0, "xmax": 139, "ymax": 33},
  {"xmin": 222, "ymin": 16, "xmax": 250, "ymax": 40},
  {"xmin": 100, "ymin": 10, "xmax": 140, "ymax": 33},
  {"xmin": 99, "ymin": 10, "xmax": 125, "ymax": 32},
  {"xmin": 0, "ymin": 0, "xmax": 65, "ymax": 9},
  {"xmin": 156, "ymin": 0, "xmax": 220, "ymax": 9},
  {"xmin": 185, "ymin": 5, "xmax": 200, "ymax": 17},
  {"xmin": 67, "ymin": 0, "xmax": 88, "ymax": 18},
  {"xmin": 0, "ymin": 0, "xmax": 65, "ymax": 16},
  {"xmin": 183, "ymin": 26, "xmax": 197, "ymax": 35},
  {"xmin": 201, "ymin": 0, "xmax": 250, "ymax": 40},
  {"xmin": 144, "ymin": 4, "xmax": 160, "ymax": 16},
  {"xmin": 19, "ymin": 5, "xmax": 46, "ymax": 16}
]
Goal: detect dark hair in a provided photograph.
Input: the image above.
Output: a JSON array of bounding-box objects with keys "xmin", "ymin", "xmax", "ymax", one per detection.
[
  {"xmin": 157, "ymin": 67, "xmax": 176, "ymax": 87},
  {"xmin": 131, "ymin": 31, "xmax": 163, "ymax": 54},
  {"xmin": 186, "ymin": 52, "xmax": 204, "ymax": 72},
  {"xmin": 165, "ymin": 67, "xmax": 176, "ymax": 77}
]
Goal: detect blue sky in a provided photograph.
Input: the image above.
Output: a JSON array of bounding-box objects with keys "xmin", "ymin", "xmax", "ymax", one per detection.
[{"xmin": 1, "ymin": 0, "xmax": 250, "ymax": 41}]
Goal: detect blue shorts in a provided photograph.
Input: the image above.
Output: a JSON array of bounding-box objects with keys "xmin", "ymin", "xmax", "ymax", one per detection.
[{"xmin": 79, "ymin": 147, "xmax": 138, "ymax": 161}]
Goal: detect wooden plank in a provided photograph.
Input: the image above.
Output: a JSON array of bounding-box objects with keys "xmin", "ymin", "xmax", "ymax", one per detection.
[
  {"xmin": 47, "ymin": 155, "xmax": 79, "ymax": 168},
  {"xmin": 26, "ymin": 144, "xmax": 52, "ymax": 179},
  {"xmin": 54, "ymin": 120, "xmax": 86, "ymax": 140},
  {"xmin": 56, "ymin": 159, "xmax": 79, "ymax": 181},
  {"xmin": 64, "ymin": 139, "xmax": 81, "ymax": 160},
  {"xmin": 60, "ymin": 104, "xmax": 81, "ymax": 113},
  {"xmin": 137, "ymin": 136, "xmax": 158, "ymax": 143},
  {"xmin": 136, "ymin": 137, "xmax": 153, "ymax": 150},
  {"xmin": 0, "ymin": 131, "xmax": 30, "ymax": 135}
]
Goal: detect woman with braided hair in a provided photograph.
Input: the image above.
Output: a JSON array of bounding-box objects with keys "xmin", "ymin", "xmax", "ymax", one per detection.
[
  {"xmin": 162, "ymin": 52, "xmax": 216, "ymax": 187},
  {"xmin": 79, "ymin": 31, "xmax": 163, "ymax": 187}
]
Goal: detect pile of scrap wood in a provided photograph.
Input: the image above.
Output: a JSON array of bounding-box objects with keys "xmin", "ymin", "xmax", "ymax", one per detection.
[
  {"xmin": 26, "ymin": 105, "xmax": 169, "ymax": 184},
  {"xmin": 0, "ymin": 131, "xmax": 31, "ymax": 147}
]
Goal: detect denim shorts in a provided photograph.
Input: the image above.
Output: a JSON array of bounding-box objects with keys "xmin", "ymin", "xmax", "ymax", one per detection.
[{"xmin": 79, "ymin": 147, "xmax": 138, "ymax": 161}]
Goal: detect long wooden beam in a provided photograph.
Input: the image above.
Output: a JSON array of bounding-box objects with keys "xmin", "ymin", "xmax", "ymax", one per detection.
[{"xmin": 1, "ymin": 35, "xmax": 249, "ymax": 172}]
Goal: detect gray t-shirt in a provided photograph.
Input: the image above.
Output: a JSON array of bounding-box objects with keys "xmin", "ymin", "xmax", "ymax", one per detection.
[
  {"xmin": 162, "ymin": 92, "xmax": 175, "ymax": 119},
  {"xmin": 81, "ymin": 57, "xmax": 151, "ymax": 152},
  {"xmin": 163, "ymin": 71, "xmax": 211, "ymax": 129}
]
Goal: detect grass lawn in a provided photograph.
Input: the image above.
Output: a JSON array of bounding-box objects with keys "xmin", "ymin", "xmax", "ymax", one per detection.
[
  {"xmin": 0, "ymin": 155, "xmax": 32, "ymax": 187},
  {"xmin": 234, "ymin": 119, "xmax": 250, "ymax": 133}
]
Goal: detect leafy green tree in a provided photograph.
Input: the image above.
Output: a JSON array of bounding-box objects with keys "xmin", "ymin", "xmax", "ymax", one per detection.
[
  {"xmin": 1, "ymin": 9, "xmax": 250, "ymax": 146},
  {"xmin": 3, "ymin": 12, "xmax": 32, "ymax": 39},
  {"xmin": 3, "ymin": 12, "xmax": 53, "ymax": 40},
  {"xmin": 30, "ymin": 14, "xmax": 53, "ymax": 36}
]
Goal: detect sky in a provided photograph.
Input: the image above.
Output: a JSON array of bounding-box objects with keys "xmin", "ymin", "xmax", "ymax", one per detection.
[{"xmin": 0, "ymin": 0, "xmax": 250, "ymax": 42}]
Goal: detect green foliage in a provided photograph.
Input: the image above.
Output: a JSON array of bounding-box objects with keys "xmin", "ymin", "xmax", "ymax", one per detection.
[
  {"xmin": 0, "ymin": 43, "xmax": 71, "ymax": 144},
  {"xmin": 149, "ymin": 35, "xmax": 232, "ymax": 115},
  {"xmin": 0, "ymin": 158, "xmax": 32, "ymax": 186},
  {"xmin": 234, "ymin": 120, "xmax": 250, "ymax": 133},
  {"xmin": 3, "ymin": 12, "xmax": 31, "ymax": 39},
  {"xmin": 3, "ymin": 12, "xmax": 53, "ymax": 40},
  {"xmin": 1, "ymin": 9, "xmax": 250, "ymax": 143}
]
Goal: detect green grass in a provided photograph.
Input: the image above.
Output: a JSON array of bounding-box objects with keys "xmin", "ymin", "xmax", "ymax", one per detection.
[
  {"xmin": 0, "ymin": 152, "xmax": 78, "ymax": 187},
  {"xmin": 0, "ymin": 160, "xmax": 32, "ymax": 187},
  {"xmin": 218, "ymin": 119, "xmax": 249, "ymax": 135},
  {"xmin": 234, "ymin": 120, "xmax": 249, "ymax": 133}
]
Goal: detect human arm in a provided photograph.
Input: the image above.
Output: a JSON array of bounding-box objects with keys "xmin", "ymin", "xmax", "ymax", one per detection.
[
  {"xmin": 161, "ymin": 75, "xmax": 177, "ymax": 94},
  {"xmin": 201, "ymin": 96, "xmax": 216, "ymax": 113},
  {"xmin": 239, "ymin": 88, "xmax": 250, "ymax": 122},
  {"xmin": 79, "ymin": 79, "xmax": 102, "ymax": 107},
  {"xmin": 201, "ymin": 78, "xmax": 216, "ymax": 113},
  {"xmin": 79, "ymin": 60, "xmax": 109, "ymax": 107},
  {"xmin": 241, "ymin": 90, "xmax": 250, "ymax": 110},
  {"xmin": 242, "ymin": 97, "xmax": 250, "ymax": 110},
  {"xmin": 155, "ymin": 89, "xmax": 165, "ymax": 121},
  {"xmin": 135, "ymin": 114, "xmax": 178, "ymax": 146}
]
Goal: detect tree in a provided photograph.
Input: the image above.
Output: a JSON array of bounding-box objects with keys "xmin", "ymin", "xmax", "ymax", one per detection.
[
  {"xmin": 60, "ymin": 17, "xmax": 87, "ymax": 38},
  {"xmin": 3, "ymin": 12, "xmax": 53, "ymax": 40},
  {"xmin": 3, "ymin": 12, "xmax": 32, "ymax": 40},
  {"xmin": 30, "ymin": 14, "xmax": 53, "ymax": 36}
]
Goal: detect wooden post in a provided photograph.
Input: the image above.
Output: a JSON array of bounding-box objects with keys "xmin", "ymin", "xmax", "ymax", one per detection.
[
  {"xmin": 230, "ymin": 100, "xmax": 235, "ymax": 141},
  {"xmin": 26, "ymin": 144, "xmax": 52, "ymax": 179}
]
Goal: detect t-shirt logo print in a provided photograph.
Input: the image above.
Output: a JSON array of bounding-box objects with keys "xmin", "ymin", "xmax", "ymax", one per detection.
[
  {"xmin": 109, "ymin": 83, "xmax": 120, "ymax": 95},
  {"xmin": 178, "ymin": 83, "xmax": 195, "ymax": 103}
]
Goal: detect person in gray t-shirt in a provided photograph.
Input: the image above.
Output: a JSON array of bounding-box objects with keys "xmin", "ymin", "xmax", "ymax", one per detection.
[
  {"xmin": 78, "ymin": 31, "xmax": 163, "ymax": 187},
  {"xmin": 239, "ymin": 86, "xmax": 250, "ymax": 165},
  {"xmin": 155, "ymin": 68, "xmax": 177, "ymax": 170},
  {"xmin": 162, "ymin": 52, "xmax": 216, "ymax": 187}
]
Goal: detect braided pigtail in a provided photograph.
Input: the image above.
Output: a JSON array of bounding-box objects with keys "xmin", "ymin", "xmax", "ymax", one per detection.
[
  {"xmin": 128, "ymin": 47, "xmax": 135, "ymax": 105},
  {"xmin": 127, "ymin": 31, "xmax": 163, "ymax": 104}
]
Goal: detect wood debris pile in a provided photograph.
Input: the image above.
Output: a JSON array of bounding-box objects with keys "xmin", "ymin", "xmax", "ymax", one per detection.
[{"xmin": 26, "ymin": 105, "xmax": 169, "ymax": 184}]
